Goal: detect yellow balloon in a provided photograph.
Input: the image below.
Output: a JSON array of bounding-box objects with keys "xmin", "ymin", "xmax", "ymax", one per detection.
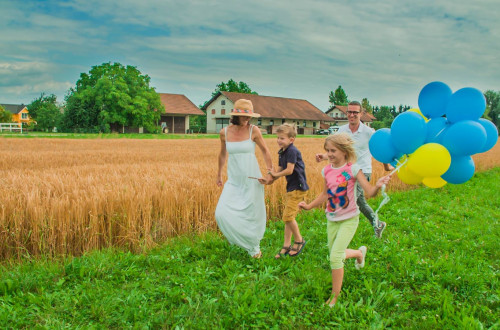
[
  {"xmin": 407, "ymin": 143, "xmax": 451, "ymax": 178},
  {"xmin": 408, "ymin": 108, "xmax": 429, "ymax": 122},
  {"xmin": 422, "ymin": 176, "xmax": 447, "ymax": 188},
  {"xmin": 397, "ymin": 163, "xmax": 423, "ymax": 184}
]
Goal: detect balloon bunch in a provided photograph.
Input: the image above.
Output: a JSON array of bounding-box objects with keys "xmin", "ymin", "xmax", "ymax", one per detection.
[{"xmin": 369, "ymin": 81, "xmax": 498, "ymax": 188}]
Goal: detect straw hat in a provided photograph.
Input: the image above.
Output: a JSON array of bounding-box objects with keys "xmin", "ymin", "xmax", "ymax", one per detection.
[{"xmin": 230, "ymin": 99, "xmax": 261, "ymax": 118}]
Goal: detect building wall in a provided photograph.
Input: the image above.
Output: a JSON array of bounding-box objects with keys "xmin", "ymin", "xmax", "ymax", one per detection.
[
  {"xmin": 11, "ymin": 108, "xmax": 31, "ymax": 124},
  {"xmin": 205, "ymin": 95, "xmax": 322, "ymax": 135}
]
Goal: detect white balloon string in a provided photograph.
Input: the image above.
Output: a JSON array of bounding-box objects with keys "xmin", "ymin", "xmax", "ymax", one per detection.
[{"xmin": 374, "ymin": 156, "xmax": 409, "ymax": 227}]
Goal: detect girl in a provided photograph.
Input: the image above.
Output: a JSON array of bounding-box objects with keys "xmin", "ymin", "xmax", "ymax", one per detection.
[{"xmin": 299, "ymin": 133, "xmax": 391, "ymax": 306}]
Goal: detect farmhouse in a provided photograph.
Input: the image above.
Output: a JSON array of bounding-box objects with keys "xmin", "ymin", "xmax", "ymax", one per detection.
[
  {"xmin": 159, "ymin": 93, "xmax": 205, "ymax": 134},
  {"xmin": 325, "ymin": 105, "xmax": 376, "ymax": 127},
  {"xmin": 1, "ymin": 103, "xmax": 32, "ymax": 124},
  {"xmin": 202, "ymin": 92, "xmax": 333, "ymax": 134},
  {"xmin": 109, "ymin": 93, "xmax": 204, "ymax": 133}
]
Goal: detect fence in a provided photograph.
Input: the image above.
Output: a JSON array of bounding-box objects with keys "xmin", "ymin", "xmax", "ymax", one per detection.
[{"xmin": 0, "ymin": 123, "xmax": 23, "ymax": 133}]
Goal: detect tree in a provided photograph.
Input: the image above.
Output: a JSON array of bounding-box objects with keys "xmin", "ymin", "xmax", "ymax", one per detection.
[
  {"xmin": 0, "ymin": 105, "xmax": 12, "ymax": 123},
  {"xmin": 211, "ymin": 79, "xmax": 258, "ymax": 98},
  {"xmin": 28, "ymin": 93, "xmax": 61, "ymax": 131},
  {"xmin": 371, "ymin": 105, "xmax": 395, "ymax": 129},
  {"xmin": 361, "ymin": 98, "xmax": 373, "ymax": 113},
  {"xmin": 62, "ymin": 62, "xmax": 163, "ymax": 133},
  {"xmin": 329, "ymin": 86, "xmax": 348, "ymax": 106},
  {"xmin": 484, "ymin": 90, "xmax": 500, "ymax": 129}
]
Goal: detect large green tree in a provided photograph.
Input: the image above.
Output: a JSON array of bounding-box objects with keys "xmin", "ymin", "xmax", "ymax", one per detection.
[
  {"xmin": 27, "ymin": 93, "xmax": 61, "ymax": 131},
  {"xmin": 361, "ymin": 98, "xmax": 373, "ymax": 113},
  {"xmin": 211, "ymin": 79, "xmax": 258, "ymax": 98},
  {"xmin": 484, "ymin": 90, "xmax": 500, "ymax": 129},
  {"xmin": 329, "ymin": 86, "xmax": 348, "ymax": 106},
  {"xmin": 62, "ymin": 62, "xmax": 163, "ymax": 133},
  {"xmin": 0, "ymin": 105, "xmax": 13, "ymax": 123}
]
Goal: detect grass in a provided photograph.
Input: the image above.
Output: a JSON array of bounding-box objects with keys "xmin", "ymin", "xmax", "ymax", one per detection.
[{"xmin": 1, "ymin": 168, "xmax": 498, "ymax": 328}]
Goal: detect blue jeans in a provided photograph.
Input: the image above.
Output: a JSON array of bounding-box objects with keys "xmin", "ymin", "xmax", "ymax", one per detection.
[{"xmin": 355, "ymin": 173, "xmax": 378, "ymax": 228}]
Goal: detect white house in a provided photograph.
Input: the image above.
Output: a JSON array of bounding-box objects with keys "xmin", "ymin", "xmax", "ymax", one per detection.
[{"xmin": 202, "ymin": 92, "xmax": 334, "ymax": 134}]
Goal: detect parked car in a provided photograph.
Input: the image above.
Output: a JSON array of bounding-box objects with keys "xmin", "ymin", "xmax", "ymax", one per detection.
[
  {"xmin": 315, "ymin": 129, "xmax": 329, "ymax": 135},
  {"xmin": 328, "ymin": 126, "xmax": 340, "ymax": 134}
]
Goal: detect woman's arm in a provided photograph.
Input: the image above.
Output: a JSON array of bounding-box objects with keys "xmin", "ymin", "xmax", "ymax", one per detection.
[
  {"xmin": 298, "ymin": 183, "xmax": 329, "ymax": 210},
  {"xmin": 217, "ymin": 128, "xmax": 228, "ymax": 187},
  {"xmin": 253, "ymin": 126, "xmax": 274, "ymax": 182}
]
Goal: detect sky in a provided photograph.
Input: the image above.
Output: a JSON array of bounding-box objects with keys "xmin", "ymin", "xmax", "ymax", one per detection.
[{"xmin": 1, "ymin": 0, "xmax": 499, "ymax": 111}]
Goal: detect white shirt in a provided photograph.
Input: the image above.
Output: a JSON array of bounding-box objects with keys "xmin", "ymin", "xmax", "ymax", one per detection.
[{"xmin": 337, "ymin": 122, "xmax": 375, "ymax": 173}]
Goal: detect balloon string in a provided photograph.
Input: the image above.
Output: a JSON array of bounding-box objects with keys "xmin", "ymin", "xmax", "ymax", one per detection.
[{"xmin": 374, "ymin": 156, "xmax": 408, "ymax": 228}]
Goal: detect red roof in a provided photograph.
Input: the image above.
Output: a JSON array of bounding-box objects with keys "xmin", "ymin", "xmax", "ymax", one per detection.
[
  {"xmin": 159, "ymin": 93, "xmax": 205, "ymax": 115},
  {"xmin": 204, "ymin": 91, "xmax": 333, "ymax": 121},
  {"xmin": 326, "ymin": 105, "xmax": 376, "ymax": 123}
]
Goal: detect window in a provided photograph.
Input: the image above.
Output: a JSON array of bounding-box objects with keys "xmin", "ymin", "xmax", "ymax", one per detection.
[
  {"xmin": 303, "ymin": 121, "xmax": 306, "ymax": 127},
  {"xmin": 257, "ymin": 119, "xmax": 262, "ymax": 126},
  {"xmin": 269, "ymin": 120, "xmax": 274, "ymax": 126},
  {"xmin": 313, "ymin": 122, "xmax": 317, "ymax": 127},
  {"xmin": 282, "ymin": 119, "xmax": 285, "ymax": 124},
  {"xmin": 221, "ymin": 109, "xmax": 225, "ymax": 115},
  {"xmin": 221, "ymin": 100, "xmax": 226, "ymax": 105},
  {"xmin": 211, "ymin": 109, "xmax": 215, "ymax": 115},
  {"xmin": 22, "ymin": 113, "xmax": 28, "ymax": 120},
  {"xmin": 215, "ymin": 118, "xmax": 229, "ymax": 131}
]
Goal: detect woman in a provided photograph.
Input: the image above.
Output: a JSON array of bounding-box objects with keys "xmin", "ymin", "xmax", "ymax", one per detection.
[{"xmin": 215, "ymin": 99, "xmax": 273, "ymax": 258}]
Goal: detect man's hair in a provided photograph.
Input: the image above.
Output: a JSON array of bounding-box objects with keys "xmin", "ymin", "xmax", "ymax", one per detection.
[
  {"xmin": 324, "ymin": 133, "xmax": 357, "ymax": 163},
  {"xmin": 276, "ymin": 123, "xmax": 297, "ymax": 138},
  {"xmin": 348, "ymin": 100, "xmax": 361, "ymax": 108}
]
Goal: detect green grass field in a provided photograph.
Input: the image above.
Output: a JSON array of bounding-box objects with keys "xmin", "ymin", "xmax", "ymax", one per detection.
[{"xmin": 1, "ymin": 168, "xmax": 498, "ymax": 328}]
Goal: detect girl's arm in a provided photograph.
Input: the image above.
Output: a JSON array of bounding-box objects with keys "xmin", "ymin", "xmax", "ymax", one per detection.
[
  {"xmin": 356, "ymin": 170, "xmax": 391, "ymax": 198},
  {"xmin": 217, "ymin": 128, "xmax": 228, "ymax": 187},
  {"xmin": 253, "ymin": 126, "xmax": 274, "ymax": 183},
  {"xmin": 298, "ymin": 182, "xmax": 329, "ymax": 210}
]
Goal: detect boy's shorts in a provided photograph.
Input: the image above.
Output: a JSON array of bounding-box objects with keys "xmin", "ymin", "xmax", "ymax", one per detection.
[{"xmin": 282, "ymin": 190, "xmax": 307, "ymax": 222}]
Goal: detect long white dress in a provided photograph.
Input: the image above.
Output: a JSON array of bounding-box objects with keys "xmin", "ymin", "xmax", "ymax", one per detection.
[{"xmin": 215, "ymin": 125, "xmax": 266, "ymax": 256}]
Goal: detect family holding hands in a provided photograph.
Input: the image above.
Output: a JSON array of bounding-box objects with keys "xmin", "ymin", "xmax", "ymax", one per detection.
[{"xmin": 215, "ymin": 99, "xmax": 392, "ymax": 307}]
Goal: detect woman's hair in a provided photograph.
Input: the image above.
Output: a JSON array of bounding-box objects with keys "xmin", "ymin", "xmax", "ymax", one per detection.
[
  {"xmin": 324, "ymin": 133, "xmax": 357, "ymax": 163},
  {"xmin": 230, "ymin": 116, "xmax": 241, "ymax": 125}
]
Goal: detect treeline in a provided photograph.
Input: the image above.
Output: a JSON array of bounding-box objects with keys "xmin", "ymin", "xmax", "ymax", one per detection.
[{"xmin": 328, "ymin": 85, "xmax": 500, "ymax": 130}]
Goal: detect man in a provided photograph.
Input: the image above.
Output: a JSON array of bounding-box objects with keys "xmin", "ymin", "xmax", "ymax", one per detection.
[{"xmin": 317, "ymin": 101, "xmax": 391, "ymax": 238}]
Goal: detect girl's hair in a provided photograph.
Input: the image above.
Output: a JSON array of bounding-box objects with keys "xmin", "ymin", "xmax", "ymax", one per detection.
[{"xmin": 324, "ymin": 133, "xmax": 357, "ymax": 163}]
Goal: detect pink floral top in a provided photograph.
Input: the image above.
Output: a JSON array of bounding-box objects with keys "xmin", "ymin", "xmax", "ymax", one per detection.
[{"xmin": 322, "ymin": 162, "xmax": 361, "ymax": 221}]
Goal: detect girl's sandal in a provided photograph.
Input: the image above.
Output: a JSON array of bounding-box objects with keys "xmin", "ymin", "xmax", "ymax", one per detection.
[{"xmin": 274, "ymin": 246, "xmax": 291, "ymax": 259}]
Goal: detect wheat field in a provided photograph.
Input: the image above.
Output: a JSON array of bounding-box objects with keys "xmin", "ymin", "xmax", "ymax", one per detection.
[{"xmin": 0, "ymin": 137, "xmax": 498, "ymax": 260}]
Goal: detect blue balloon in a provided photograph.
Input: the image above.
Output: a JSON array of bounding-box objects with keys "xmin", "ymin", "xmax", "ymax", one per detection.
[
  {"xmin": 445, "ymin": 87, "xmax": 486, "ymax": 123},
  {"xmin": 425, "ymin": 117, "xmax": 449, "ymax": 143},
  {"xmin": 390, "ymin": 111, "xmax": 427, "ymax": 154},
  {"xmin": 477, "ymin": 118, "xmax": 499, "ymax": 153},
  {"xmin": 418, "ymin": 81, "xmax": 452, "ymax": 119},
  {"xmin": 441, "ymin": 155, "xmax": 475, "ymax": 184},
  {"xmin": 441, "ymin": 120, "xmax": 487, "ymax": 156},
  {"xmin": 369, "ymin": 128, "xmax": 399, "ymax": 164}
]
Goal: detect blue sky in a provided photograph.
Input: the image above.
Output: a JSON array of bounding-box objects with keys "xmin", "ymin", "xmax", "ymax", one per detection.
[{"xmin": 1, "ymin": 0, "xmax": 499, "ymax": 111}]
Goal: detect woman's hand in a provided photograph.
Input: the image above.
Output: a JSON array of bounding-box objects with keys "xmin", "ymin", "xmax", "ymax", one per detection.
[{"xmin": 216, "ymin": 175, "xmax": 223, "ymax": 187}]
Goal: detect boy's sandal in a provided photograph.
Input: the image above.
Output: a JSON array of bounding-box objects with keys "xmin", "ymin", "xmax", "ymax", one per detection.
[
  {"xmin": 274, "ymin": 246, "xmax": 291, "ymax": 259},
  {"xmin": 289, "ymin": 240, "xmax": 306, "ymax": 257}
]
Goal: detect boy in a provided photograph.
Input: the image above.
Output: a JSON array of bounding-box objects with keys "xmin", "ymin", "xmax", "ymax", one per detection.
[{"xmin": 264, "ymin": 123, "xmax": 309, "ymax": 258}]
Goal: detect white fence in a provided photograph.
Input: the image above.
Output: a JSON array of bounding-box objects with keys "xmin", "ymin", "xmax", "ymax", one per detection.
[{"xmin": 0, "ymin": 123, "xmax": 23, "ymax": 133}]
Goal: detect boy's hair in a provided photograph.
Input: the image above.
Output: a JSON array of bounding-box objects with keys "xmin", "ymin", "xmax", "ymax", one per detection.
[
  {"xmin": 324, "ymin": 133, "xmax": 357, "ymax": 163},
  {"xmin": 276, "ymin": 123, "xmax": 297, "ymax": 138}
]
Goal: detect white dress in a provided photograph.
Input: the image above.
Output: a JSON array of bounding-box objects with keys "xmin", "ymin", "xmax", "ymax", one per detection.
[{"xmin": 215, "ymin": 125, "xmax": 266, "ymax": 256}]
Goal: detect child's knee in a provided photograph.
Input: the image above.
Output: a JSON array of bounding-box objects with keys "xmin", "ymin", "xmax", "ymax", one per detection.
[{"xmin": 330, "ymin": 251, "xmax": 346, "ymax": 269}]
